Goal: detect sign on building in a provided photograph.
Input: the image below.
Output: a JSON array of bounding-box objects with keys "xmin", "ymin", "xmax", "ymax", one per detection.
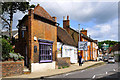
[{"xmin": 78, "ymin": 41, "xmax": 88, "ymax": 50}]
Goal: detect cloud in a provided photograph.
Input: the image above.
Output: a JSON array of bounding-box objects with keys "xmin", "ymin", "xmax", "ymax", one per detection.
[
  {"xmin": 12, "ymin": 10, "xmax": 27, "ymax": 29},
  {"xmin": 11, "ymin": 0, "xmax": 118, "ymax": 41},
  {"xmin": 30, "ymin": 1, "xmax": 118, "ymax": 24},
  {"xmin": 86, "ymin": 18, "xmax": 118, "ymax": 41}
]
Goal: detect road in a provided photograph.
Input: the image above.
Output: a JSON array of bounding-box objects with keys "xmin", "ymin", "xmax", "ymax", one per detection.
[
  {"xmin": 46, "ymin": 62, "xmax": 120, "ymax": 79},
  {"xmin": 2, "ymin": 62, "xmax": 120, "ymax": 80}
]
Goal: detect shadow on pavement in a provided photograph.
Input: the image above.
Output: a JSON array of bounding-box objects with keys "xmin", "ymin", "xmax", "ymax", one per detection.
[{"xmin": 96, "ymin": 72, "xmax": 120, "ymax": 80}]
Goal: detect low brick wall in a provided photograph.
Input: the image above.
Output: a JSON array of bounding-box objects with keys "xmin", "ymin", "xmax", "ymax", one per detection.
[
  {"xmin": 0, "ymin": 61, "xmax": 24, "ymax": 77},
  {"xmin": 56, "ymin": 57, "xmax": 70, "ymax": 67}
]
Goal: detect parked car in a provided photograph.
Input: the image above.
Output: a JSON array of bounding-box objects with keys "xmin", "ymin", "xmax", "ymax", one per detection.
[
  {"xmin": 97, "ymin": 56, "xmax": 103, "ymax": 61},
  {"xmin": 103, "ymin": 55, "xmax": 109, "ymax": 62},
  {"xmin": 108, "ymin": 57, "xmax": 115, "ymax": 63}
]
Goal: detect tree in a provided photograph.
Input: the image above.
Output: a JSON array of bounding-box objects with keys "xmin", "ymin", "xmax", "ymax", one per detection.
[{"xmin": 1, "ymin": 2, "xmax": 29, "ymax": 39}]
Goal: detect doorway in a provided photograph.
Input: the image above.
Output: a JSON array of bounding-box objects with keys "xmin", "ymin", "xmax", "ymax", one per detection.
[{"xmin": 25, "ymin": 45, "xmax": 28, "ymax": 67}]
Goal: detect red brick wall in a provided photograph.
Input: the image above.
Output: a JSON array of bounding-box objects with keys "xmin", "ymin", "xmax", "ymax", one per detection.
[
  {"xmin": 15, "ymin": 6, "xmax": 57, "ymax": 66},
  {"xmin": 56, "ymin": 57, "xmax": 70, "ymax": 67},
  {"xmin": 0, "ymin": 61, "xmax": 24, "ymax": 77},
  {"xmin": 31, "ymin": 15, "xmax": 57, "ymax": 63}
]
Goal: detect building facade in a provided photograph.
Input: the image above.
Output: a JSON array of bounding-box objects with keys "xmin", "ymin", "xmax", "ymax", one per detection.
[
  {"xmin": 57, "ymin": 26, "xmax": 78, "ymax": 63},
  {"xmin": 15, "ymin": 4, "xmax": 57, "ymax": 72},
  {"xmin": 63, "ymin": 16, "xmax": 98, "ymax": 61}
]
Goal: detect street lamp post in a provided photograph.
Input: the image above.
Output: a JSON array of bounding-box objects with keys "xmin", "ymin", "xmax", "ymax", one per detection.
[
  {"xmin": 78, "ymin": 24, "xmax": 80, "ymax": 45},
  {"xmin": 78, "ymin": 24, "xmax": 81, "ymax": 58}
]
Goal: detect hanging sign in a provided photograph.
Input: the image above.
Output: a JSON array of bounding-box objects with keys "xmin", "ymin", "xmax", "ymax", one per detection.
[{"xmin": 78, "ymin": 41, "xmax": 88, "ymax": 50}]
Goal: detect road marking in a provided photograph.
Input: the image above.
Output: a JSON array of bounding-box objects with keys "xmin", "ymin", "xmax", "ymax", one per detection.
[
  {"xmin": 106, "ymin": 72, "xmax": 108, "ymax": 74},
  {"xmin": 81, "ymin": 70, "xmax": 85, "ymax": 72},
  {"xmin": 113, "ymin": 69, "xmax": 116, "ymax": 71},
  {"xmin": 92, "ymin": 75, "xmax": 96, "ymax": 79},
  {"xmin": 65, "ymin": 73, "xmax": 72, "ymax": 76}
]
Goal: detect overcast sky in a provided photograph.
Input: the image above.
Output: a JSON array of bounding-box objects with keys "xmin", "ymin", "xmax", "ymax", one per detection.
[{"xmin": 12, "ymin": 0, "xmax": 119, "ymax": 41}]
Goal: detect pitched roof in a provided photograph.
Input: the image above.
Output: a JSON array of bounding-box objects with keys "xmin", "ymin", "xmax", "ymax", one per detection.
[
  {"xmin": 110, "ymin": 43, "xmax": 120, "ymax": 52},
  {"xmin": 69, "ymin": 27, "xmax": 96, "ymax": 43},
  {"xmin": 34, "ymin": 4, "xmax": 54, "ymax": 22},
  {"xmin": 57, "ymin": 27, "xmax": 77, "ymax": 47}
]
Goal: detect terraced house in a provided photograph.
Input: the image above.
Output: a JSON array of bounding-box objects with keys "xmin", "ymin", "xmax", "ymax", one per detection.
[
  {"xmin": 63, "ymin": 16, "xmax": 98, "ymax": 61},
  {"xmin": 15, "ymin": 4, "xmax": 57, "ymax": 72}
]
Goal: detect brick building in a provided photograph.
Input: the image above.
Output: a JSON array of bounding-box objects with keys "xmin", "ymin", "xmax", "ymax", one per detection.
[
  {"xmin": 15, "ymin": 4, "xmax": 57, "ymax": 72},
  {"xmin": 63, "ymin": 16, "xmax": 98, "ymax": 61}
]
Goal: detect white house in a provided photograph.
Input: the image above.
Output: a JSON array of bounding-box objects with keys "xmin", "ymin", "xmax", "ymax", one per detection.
[{"xmin": 57, "ymin": 27, "xmax": 78, "ymax": 63}]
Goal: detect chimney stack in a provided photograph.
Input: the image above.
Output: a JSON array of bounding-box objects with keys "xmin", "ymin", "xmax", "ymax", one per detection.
[
  {"xmin": 63, "ymin": 16, "xmax": 65, "ymax": 20},
  {"xmin": 67, "ymin": 15, "xmax": 69, "ymax": 20},
  {"xmin": 52, "ymin": 16, "xmax": 57, "ymax": 22},
  {"xmin": 80, "ymin": 29, "xmax": 87, "ymax": 36},
  {"xmin": 63, "ymin": 15, "xmax": 70, "ymax": 33}
]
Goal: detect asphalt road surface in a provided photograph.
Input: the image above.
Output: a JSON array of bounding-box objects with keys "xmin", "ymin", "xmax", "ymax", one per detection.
[
  {"xmin": 46, "ymin": 62, "xmax": 120, "ymax": 80},
  {"xmin": 2, "ymin": 62, "xmax": 120, "ymax": 80}
]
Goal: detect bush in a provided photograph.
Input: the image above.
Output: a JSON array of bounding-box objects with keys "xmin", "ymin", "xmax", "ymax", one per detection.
[
  {"xmin": 1, "ymin": 38, "xmax": 24, "ymax": 61},
  {"xmin": 2, "ymin": 38, "xmax": 13, "ymax": 54},
  {"xmin": 58, "ymin": 67, "xmax": 61, "ymax": 69},
  {"xmin": 2, "ymin": 38, "xmax": 13, "ymax": 60},
  {"xmin": 8, "ymin": 52, "xmax": 24, "ymax": 61},
  {"xmin": 13, "ymin": 53, "xmax": 19, "ymax": 61}
]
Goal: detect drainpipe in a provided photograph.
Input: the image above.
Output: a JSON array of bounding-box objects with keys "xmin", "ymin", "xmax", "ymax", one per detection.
[{"xmin": 61, "ymin": 43, "xmax": 64, "ymax": 57}]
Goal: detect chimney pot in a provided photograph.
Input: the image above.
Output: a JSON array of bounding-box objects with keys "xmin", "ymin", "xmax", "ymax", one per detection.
[
  {"xmin": 52, "ymin": 17, "xmax": 57, "ymax": 22},
  {"xmin": 89, "ymin": 35, "xmax": 90, "ymax": 38},
  {"xmin": 37, "ymin": 4, "xmax": 40, "ymax": 6},
  {"xmin": 67, "ymin": 15, "xmax": 69, "ymax": 20},
  {"xmin": 63, "ymin": 16, "xmax": 65, "ymax": 20},
  {"xmin": 82, "ymin": 28, "xmax": 83, "ymax": 30}
]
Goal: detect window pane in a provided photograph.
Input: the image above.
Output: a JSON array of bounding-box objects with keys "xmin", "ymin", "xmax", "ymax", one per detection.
[{"xmin": 39, "ymin": 43, "xmax": 53, "ymax": 62}]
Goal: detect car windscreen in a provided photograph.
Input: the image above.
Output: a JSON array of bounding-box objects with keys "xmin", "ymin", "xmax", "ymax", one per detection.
[{"xmin": 109, "ymin": 58, "xmax": 113, "ymax": 59}]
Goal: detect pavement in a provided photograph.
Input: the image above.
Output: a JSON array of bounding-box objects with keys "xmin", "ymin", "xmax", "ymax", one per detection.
[
  {"xmin": 48, "ymin": 62, "xmax": 119, "ymax": 79},
  {"xmin": 3, "ymin": 61, "xmax": 104, "ymax": 79}
]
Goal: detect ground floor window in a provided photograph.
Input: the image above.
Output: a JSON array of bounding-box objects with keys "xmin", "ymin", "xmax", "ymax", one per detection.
[{"xmin": 39, "ymin": 39, "xmax": 53, "ymax": 63}]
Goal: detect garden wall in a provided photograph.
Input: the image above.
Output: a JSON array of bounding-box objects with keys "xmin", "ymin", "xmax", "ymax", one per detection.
[
  {"xmin": 0, "ymin": 61, "xmax": 24, "ymax": 77},
  {"xmin": 56, "ymin": 57, "xmax": 70, "ymax": 67}
]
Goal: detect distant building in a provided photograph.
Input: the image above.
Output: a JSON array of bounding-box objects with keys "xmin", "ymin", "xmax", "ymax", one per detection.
[
  {"xmin": 109, "ymin": 43, "xmax": 120, "ymax": 61},
  {"xmin": 2, "ymin": 30, "xmax": 18, "ymax": 39},
  {"xmin": 109, "ymin": 43, "xmax": 120, "ymax": 54}
]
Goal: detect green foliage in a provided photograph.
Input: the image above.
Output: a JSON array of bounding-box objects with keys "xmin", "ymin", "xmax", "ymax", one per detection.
[
  {"xmin": 1, "ymin": 2, "xmax": 29, "ymax": 38},
  {"xmin": 98, "ymin": 40, "xmax": 118, "ymax": 49},
  {"xmin": 2, "ymin": 38, "xmax": 13, "ymax": 60},
  {"xmin": 30, "ymin": 4, "xmax": 35, "ymax": 8},
  {"xmin": 13, "ymin": 53, "xmax": 19, "ymax": 61},
  {"xmin": 62, "ymin": 66, "xmax": 69, "ymax": 69},
  {"xmin": 2, "ymin": 2, "xmax": 29, "ymax": 14},
  {"xmin": 2, "ymin": 38, "xmax": 24, "ymax": 61},
  {"xmin": 2, "ymin": 38, "xmax": 13, "ymax": 54},
  {"xmin": 58, "ymin": 67, "xmax": 61, "ymax": 69}
]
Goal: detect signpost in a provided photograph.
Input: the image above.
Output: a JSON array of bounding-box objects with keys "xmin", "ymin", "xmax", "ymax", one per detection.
[
  {"xmin": 78, "ymin": 24, "xmax": 88, "ymax": 61},
  {"xmin": 78, "ymin": 41, "xmax": 88, "ymax": 51}
]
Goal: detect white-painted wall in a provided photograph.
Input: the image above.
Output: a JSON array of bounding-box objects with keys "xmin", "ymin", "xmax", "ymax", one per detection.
[
  {"xmin": 31, "ymin": 61, "xmax": 56, "ymax": 72},
  {"xmin": 57, "ymin": 42, "xmax": 78, "ymax": 63}
]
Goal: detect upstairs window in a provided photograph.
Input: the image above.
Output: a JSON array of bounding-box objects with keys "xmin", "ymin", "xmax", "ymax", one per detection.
[{"xmin": 22, "ymin": 31, "xmax": 24, "ymax": 38}]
